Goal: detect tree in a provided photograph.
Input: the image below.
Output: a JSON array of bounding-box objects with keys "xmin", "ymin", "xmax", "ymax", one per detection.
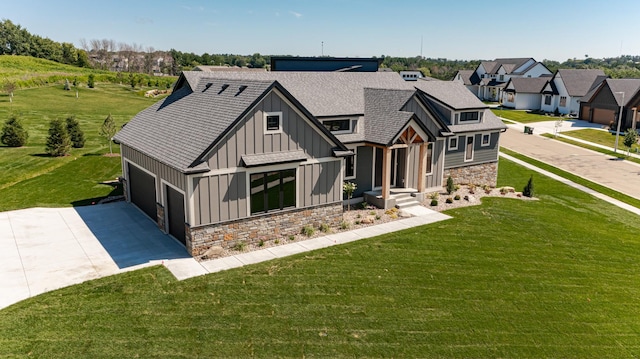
[
  {"xmin": 446, "ymin": 176, "xmax": 455, "ymax": 195},
  {"xmin": 523, "ymin": 175, "xmax": 535, "ymax": 198},
  {"xmin": 623, "ymin": 129, "xmax": 638, "ymax": 156},
  {"xmin": 343, "ymin": 181, "xmax": 357, "ymax": 211},
  {"xmin": 66, "ymin": 115, "xmax": 85, "ymax": 148},
  {"xmin": 87, "ymin": 74, "xmax": 95, "ymax": 88},
  {"xmin": 45, "ymin": 119, "xmax": 71, "ymax": 156},
  {"xmin": 1, "ymin": 115, "xmax": 29, "ymax": 147},
  {"xmin": 100, "ymin": 114, "xmax": 117, "ymax": 154}
]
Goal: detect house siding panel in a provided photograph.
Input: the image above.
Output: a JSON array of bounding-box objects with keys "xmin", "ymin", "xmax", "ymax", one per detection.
[
  {"xmin": 444, "ymin": 133, "xmax": 499, "ymax": 169},
  {"xmin": 350, "ymin": 145, "xmax": 373, "ymax": 198},
  {"xmin": 403, "ymin": 98, "xmax": 442, "ymax": 137},
  {"xmin": 192, "ymin": 172, "xmax": 249, "ymax": 227},
  {"xmin": 426, "ymin": 139, "xmax": 445, "ymax": 189},
  {"xmin": 121, "ymin": 144, "xmax": 186, "ymax": 197}
]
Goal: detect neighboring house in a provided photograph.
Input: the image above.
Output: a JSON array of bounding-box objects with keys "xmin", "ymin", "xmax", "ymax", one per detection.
[
  {"xmin": 115, "ymin": 71, "xmax": 506, "ymax": 256},
  {"xmin": 502, "ymin": 77, "xmax": 551, "ymax": 110},
  {"xmin": 452, "ymin": 69, "xmax": 477, "ymax": 94},
  {"xmin": 270, "ymin": 56, "xmax": 382, "ymax": 72},
  {"xmin": 540, "ymin": 69, "xmax": 607, "ymax": 115},
  {"xmin": 400, "ymin": 70, "xmax": 424, "ymax": 81},
  {"xmin": 455, "ymin": 58, "xmax": 552, "ymax": 102},
  {"xmin": 193, "ymin": 65, "xmax": 267, "ymax": 72},
  {"xmin": 579, "ymin": 78, "xmax": 640, "ymax": 128}
]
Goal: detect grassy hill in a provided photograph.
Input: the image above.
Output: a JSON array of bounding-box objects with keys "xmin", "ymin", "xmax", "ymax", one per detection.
[{"xmin": 0, "ymin": 56, "xmax": 176, "ymax": 210}]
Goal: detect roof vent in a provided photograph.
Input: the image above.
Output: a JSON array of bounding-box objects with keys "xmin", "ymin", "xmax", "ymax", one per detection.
[
  {"xmin": 218, "ymin": 84, "xmax": 229, "ymax": 94},
  {"xmin": 203, "ymin": 82, "xmax": 213, "ymax": 92},
  {"xmin": 236, "ymin": 85, "xmax": 248, "ymax": 96}
]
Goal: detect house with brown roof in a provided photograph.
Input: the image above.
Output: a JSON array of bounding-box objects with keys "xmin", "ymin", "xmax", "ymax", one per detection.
[
  {"xmin": 114, "ymin": 71, "xmax": 506, "ymax": 256},
  {"xmin": 579, "ymin": 78, "xmax": 640, "ymax": 128}
]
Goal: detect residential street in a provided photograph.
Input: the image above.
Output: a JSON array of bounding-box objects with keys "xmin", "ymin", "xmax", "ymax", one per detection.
[{"xmin": 500, "ymin": 124, "xmax": 640, "ymax": 200}]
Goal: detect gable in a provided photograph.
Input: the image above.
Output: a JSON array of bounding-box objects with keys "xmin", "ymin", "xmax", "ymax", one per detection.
[{"xmin": 202, "ymin": 89, "xmax": 340, "ymax": 171}]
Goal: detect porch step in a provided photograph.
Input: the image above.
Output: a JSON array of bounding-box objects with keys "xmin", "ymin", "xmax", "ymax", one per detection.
[{"xmin": 394, "ymin": 195, "xmax": 421, "ymax": 209}]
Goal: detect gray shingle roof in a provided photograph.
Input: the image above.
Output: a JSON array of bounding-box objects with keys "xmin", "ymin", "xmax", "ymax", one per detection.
[
  {"xmin": 413, "ymin": 81, "xmax": 487, "ymax": 110},
  {"xmin": 453, "ymin": 70, "xmax": 474, "ymax": 85},
  {"xmin": 448, "ymin": 110, "xmax": 507, "ymax": 133},
  {"xmin": 241, "ymin": 150, "xmax": 307, "ymax": 167},
  {"xmin": 363, "ymin": 88, "xmax": 419, "ymax": 146},
  {"xmin": 506, "ymin": 77, "xmax": 549, "ymax": 94},
  {"xmin": 556, "ymin": 69, "xmax": 606, "ymax": 97},
  {"xmin": 604, "ymin": 79, "xmax": 640, "ymax": 106},
  {"xmin": 181, "ymin": 71, "xmax": 411, "ymax": 117},
  {"xmin": 114, "ymin": 78, "xmax": 276, "ymax": 172}
]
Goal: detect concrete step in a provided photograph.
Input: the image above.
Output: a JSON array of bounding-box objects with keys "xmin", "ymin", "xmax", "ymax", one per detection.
[{"xmin": 395, "ymin": 198, "xmax": 421, "ymax": 209}]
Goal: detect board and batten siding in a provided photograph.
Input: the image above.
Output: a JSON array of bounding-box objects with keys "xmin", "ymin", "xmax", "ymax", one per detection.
[
  {"xmin": 444, "ymin": 132, "xmax": 499, "ymax": 169},
  {"xmin": 299, "ymin": 160, "xmax": 342, "ymax": 207},
  {"xmin": 350, "ymin": 145, "xmax": 373, "ymax": 198},
  {"xmin": 121, "ymin": 144, "xmax": 187, "ymax": 199},
  {"xmin": 403, "ymin": 97, "xmax": 444, "ymax": 136},
  {"xmin": 203, "ymin": 91, "xmax": 335, "ymax": 170}
]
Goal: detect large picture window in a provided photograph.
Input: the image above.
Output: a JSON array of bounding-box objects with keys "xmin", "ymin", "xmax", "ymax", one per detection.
[
  {"xmin": 250, "ymin": 169, "xmax": 296, "ymax": 214},
  {"xmin": 460, "ymin": 111, "xmax": 479, "ymax": 122},
  {"xmin": 323, "ymin": 119, "xmax": 351, "ymax": 133}
]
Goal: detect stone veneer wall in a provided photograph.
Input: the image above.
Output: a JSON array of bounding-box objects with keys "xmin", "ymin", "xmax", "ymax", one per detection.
[
  {"xmin": 186, "ymin": 202, "xmax": 343, "ymax": 257},
  {"xmin": 444, "ymin": 162, "xmax": 498, "ymax": 187},
  {"xmin": 156, "ymin": 203, "xmax": 165, "ymax": 231}
]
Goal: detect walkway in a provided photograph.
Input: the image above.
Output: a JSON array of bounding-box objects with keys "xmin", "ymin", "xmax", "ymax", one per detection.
[{"xmin": 501, "ymin": 122, "xmax": 640, "ymax": 200}]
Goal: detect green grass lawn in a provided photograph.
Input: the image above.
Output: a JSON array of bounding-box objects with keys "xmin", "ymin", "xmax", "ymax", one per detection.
[
  {"xmin": 491, "ymin": 108, "xmax": 560, "ymax": 123},
  {"xmin": 561, "ymin": 128, "xmax": 640, "ymax": 152},
  {"xmin": 0, "ymin": 83, "xmax": 166, "ymax": 210},
  {"xmin": 1, "ymin": 158, "xmax": 639, "ymax": 358}
]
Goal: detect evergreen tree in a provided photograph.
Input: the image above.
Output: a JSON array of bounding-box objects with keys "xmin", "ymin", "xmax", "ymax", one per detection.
[
  {"xmin": 45, "ymin": 119, "xmax": 71, "ymax": 156},
  {"xmin": 1, "ymin": 115, "xmax": 29, "ymax": 147},
  {"xmin": 99, "ymin": 114, "xmax": 117, "ymax": 154},
  {"xmin": 523, "ymin": 175, "xmax": 535, "ymax": 198},
  {"xmin": 446, "ymin": 176, "xmax": 455, "ymax": 195},
  {"xmin": 65, "ymin": 115, "xmax": 85, "ymax": 148},
  {"xmin": 87, "ymin": 74, "xmax": 95, "ymax": 88}
]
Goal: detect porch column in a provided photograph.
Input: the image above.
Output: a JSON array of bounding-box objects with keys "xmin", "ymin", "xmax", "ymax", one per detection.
[
  {"xmin": 632, "ymin": 107, "xmax": 638, "ymax": 130},
  {"xmin": 381, "ymin": 147, "xmax": 391, "ymax": 200},
  {"xmin": 417, "ymin": 143, "xmax": 427, "ymax": 192}
]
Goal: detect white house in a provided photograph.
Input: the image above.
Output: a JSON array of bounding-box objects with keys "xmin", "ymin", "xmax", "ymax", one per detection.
[
  {"xmin": 502, "ymin": 77, "xmax": 551, "ymax": 110},
  {"xmin": 540, "ymin": 69, "xmax": 607, "ymax": 115}
]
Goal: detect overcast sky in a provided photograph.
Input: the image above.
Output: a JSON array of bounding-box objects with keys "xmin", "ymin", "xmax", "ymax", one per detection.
[{"xmin": 4, "ymin": 0, "xmax": 639, "ymax": 61}]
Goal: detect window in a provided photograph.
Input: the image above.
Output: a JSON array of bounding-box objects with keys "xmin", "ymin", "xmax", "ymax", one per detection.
[
  {"xmin": 559, "ymin": 96, "xmax": 567, "ymax": 107},
  {"xmin": 465, "ymin": 136, "xmax": 474, "ymax": 161},
  {"xmin": 544, "ymin": 95, "xmax": 552, "ymax": 106},
  {"xmin": 499, "ymin": 74, "xmax": 504, "ymax": 81},
  {"xmin": 426, "ymin": 143, "xmax": 433, "ymax": 174},
  {"xmin": 448, "ymin": 137, "xmax": 458, "ymax": 150},
  {"xmin": 481, "ymin": 133, "xmax": 491, "ymax": 147},
  {"xmin": 344, "ymin": 148, "xmax": 356, "ymax": 179},
  {"xmin": 506, "ymin": 92, "xmax": 515, "ymax": 102},
  {"xmin": 323, "ymin": 119, "xmax": 351, "ymax": 133},
  {"xmin": 264, "ymin": 112, "xmax": 282, "ymax": 133},
  {"xmin": 250, "ymin": 169, "xmax": 296, "ymax": 214},
  {"xmin": 460, "ymin": 111, "xmax": 479, "ymax": 122}
]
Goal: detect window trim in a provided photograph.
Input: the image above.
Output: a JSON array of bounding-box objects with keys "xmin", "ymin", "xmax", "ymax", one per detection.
[
  {"xmin": 264, "ymin": 111, "xmax": 283, "ymax": 134},
  {"xmin": 559, "ymin": 96, "xmax": 567, "ymax": 108},
  {"xmin": 448, "ymin": 137, "xmax": 458, "ymax": 150},
  {"xmin": 459, "ymin": 111, "xmax": 480, "ymax": 124},
  {"xmin": 425, "ymin": 142, "xmax": 433, "ymax": 175},
  {"xmin": 481, "ymin": 133, "xmax": 491, "ymax": 147},
  {"xmin": 322, "ymin": 118, "xmax": 353, "ymax": 135},
  {"xmin": 464, "ymin": 135, "xmax": 475, "ymax": 162},
  {"xmin": 249, "ymin": 168, "xmax": 297, "ymax": 215},
  {"xmin": 344, "ymin": 147, "xmax": 357, "ymax": 180},
  {"xmin": 544, "ymin": 95, "xmax": 552, "ymax": 106}
]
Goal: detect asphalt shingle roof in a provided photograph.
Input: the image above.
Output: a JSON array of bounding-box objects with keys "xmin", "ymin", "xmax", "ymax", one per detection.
[
  {"xmin": 363, "ymin": 88, "xmax": 417, "ymax": 146},
  {"xmin": 414, "ymin": 81, "xmax": 487, "ymax": 109},
  {"xmin": 454, "ymin": 70, "xmax": 474, "ymax": 85},
  {"xmin": 448, "ymin": 110, "xmax": 507, "ymax": 133},
  {"xmin": 114, "ymin": 78, "xmax": 276, "ymax": 172},
  {"xmin": 556, "ymin": 69, "xmax": 606, "ymax": 97},
  {"xmin": 506, "ymin": 77, "xmax": 549, "ymax": 94},
  {"xmin": 604, "ymin": 79, "xmax": 640, "ymax": 106}
]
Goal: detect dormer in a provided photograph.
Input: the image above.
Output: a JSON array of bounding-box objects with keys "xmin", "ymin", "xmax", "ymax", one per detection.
[{"xmin": 452, "ymin": 109, "xmax": 484, "ymax": 125}]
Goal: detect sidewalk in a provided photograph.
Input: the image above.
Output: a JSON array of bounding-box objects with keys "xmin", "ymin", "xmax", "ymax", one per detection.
[
  {"xmin": 164, "ymin": 209, "xmax": 452, "ymax": 281},
  {"xmin": 500, "ymin": 121, "xmax": 640, "ymax": 201}
]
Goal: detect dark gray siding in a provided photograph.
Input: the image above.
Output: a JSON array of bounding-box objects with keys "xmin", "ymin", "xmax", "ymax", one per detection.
[
  {"xmin": 193, "ymin": 172, "xmax": 247, "ymax": 226},
  {"xmin": 204, "ymin": 91, "xmax": 335, "ymax": 170},
  {"xmin": 444, "ymin": 132, "xmax": 500, "ymax": 169},
  {"xmin": 350, "ymin": 145, "xmax": 373, "ymax": 197},
  {"xmin": 122, "ymin": 144, "xmax": 187, "ymax": 200},
  {"xmin": 429, "ymin": 101, "xmax": 452, "ymax": 124},
  {"xmin": 426, "ymin": 139, "xmax": 445, "ymax": 189},
  {"xmin": 403, "ymin": 98, "xmax": 443, "ymax": 136}
]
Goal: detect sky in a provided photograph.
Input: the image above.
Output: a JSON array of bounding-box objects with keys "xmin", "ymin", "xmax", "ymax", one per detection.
[{"xmin": 4, "ymin": 0, "xmax": 640, "ymax": 61}]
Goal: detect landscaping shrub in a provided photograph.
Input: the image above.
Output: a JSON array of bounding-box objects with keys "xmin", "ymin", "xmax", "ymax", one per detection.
[
  {"xmin": 65, "ymin": 115, "xmax": 85, "ymax": 148},
  {"xmin": 454, "ymin": 194, "xmax": 461, "ymax": 200},
  {"xmin": 87, "ymin": 74, "xmax": 95, "ymax": 88},
  {"xmin": 340, "ymin": 221, "xmax": 350, "ymax": 230},
  {"xmin": 45, "ymin": 119, "xmax": 71, "ymax": 157},
  {"xmin": 99, "ymin": 114, "xmax": 117, "ymax": 154},
  {"xmin": 1, "ymin": 116, "xmax": 29, "ymax": 147},
  {"xmin": 446, "ymin": 176, "xmax": 455, "ymax": 194},
  {"xmin": 430, "ymin": 199, "xmax": 438, "ymax": 206},
  {"xmin": 523, "ymin": 175, "xmax": 534, "ymax": 198},
  {"xmin": 446, "ymin": 197, "xmax": 453, "ymax": 204},
  {"xmin": 301, "ymin": 225, "xmax": 315, "ymax": 237},
  {"xmin": 319, "ymin": 223, "xmax": 330, "ymax": 233}
]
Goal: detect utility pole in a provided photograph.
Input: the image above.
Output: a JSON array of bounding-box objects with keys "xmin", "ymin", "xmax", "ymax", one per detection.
[{"xmin": 321, "ymin": 41, "xmax": 324, "ymax": 56}]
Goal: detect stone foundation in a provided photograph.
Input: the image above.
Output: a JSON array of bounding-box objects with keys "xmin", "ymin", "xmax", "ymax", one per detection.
[
  {"xmin": 444, "ymin": 162, "xmax": 498, "ymax": 187},
  {"xmin": 186, "ymin": 202, "xmax": 343, "ymax": 257},
  {"xmin": 120, "ymin": 177, "xmax": 128, "ymax": 202},
  {"xmin": 156, "ymin": 203, "xmax": 165, "ymax": 231}
]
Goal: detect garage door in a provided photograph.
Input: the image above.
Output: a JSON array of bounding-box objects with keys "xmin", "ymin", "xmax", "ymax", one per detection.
[
  {"xmin": 592, "ymin": 108, "xmax": 615, "ymax": 125},
  {"xmin": 128, "ymin": 163, "xmax": 157, "ymax": 221},
  {"xmin": 166, "ymin": 186, "xmax": 186, "ymax": 245},
  {"xmin": 579, "ymin": 104, "xmax": 590, "ymax": 121}
]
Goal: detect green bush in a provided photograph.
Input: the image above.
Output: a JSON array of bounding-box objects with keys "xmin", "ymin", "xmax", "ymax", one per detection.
[
  {"xmin": 446, "ymin": 197, "xmax": 453, "ymax": 204},
  {"xmin": 301, "ymin": 225, "xmax": 315, "ymax": 237},
  {"xmin": 1, "ymin": 116, "xmax": 29, "ymax": 147},
  {"xmin": 454, "ymin": 194, "xmax": 461, "ymax": 200},
  {"xmin": 430, "ymin": 199, "xmax": 438, "ymax": 206},
  {"xmin": 319, "ymin": 223, "xmax": 330, "ymax": 233},
  {"xmin": 87, "ymin": 74, "xmax": 95, "ymax": 88},
  {"xmin": 65, "ymin": 115, "xmax": 85, "ymax": 148},
  {"xmin": 45, "ymin": 119, "xmax": 71, "ymax": 157},
  {"xmin": 446, "ymin": 176, "xmax": 455, "ymax": 195}
]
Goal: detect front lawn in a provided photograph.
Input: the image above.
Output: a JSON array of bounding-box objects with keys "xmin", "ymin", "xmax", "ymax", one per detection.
[
  {"xmin": 491, "ymin": 108, "xmax": 560, "ymax": 123},
  {"xmin": 1, "ymin": 158, "xmax": 639, "ymax": 358},
  {"xmin": 562, "ymin": 128, "xmax": 640, "ymax": 152}
]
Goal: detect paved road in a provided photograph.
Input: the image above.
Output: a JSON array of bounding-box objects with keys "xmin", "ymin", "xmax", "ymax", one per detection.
[{"xmin": 501, "ymin": 125, "xmax": 640, "ymax": 200}]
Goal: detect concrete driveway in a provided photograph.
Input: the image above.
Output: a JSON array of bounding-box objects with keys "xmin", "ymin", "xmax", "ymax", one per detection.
[{"xmin": 0, "ymin": 202, "xmax": 189, "ymax": 310}]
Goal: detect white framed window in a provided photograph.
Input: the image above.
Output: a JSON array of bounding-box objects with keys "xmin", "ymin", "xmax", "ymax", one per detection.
[
  {"xmin": 460, "ymin": 111, "xmax": 480, "ymax": 123},
  {"xmin": 559, "ymin": 96, "xmax": 567, "ymax": 107},
  {"xmin": 264, "ymin": 111, "xmax": 283, "ymax": 134},
  {"xmin": 425, "ymin": 143, "xmax": 433, "ymax": 175},
  {"xmin": 448, "ymin": 137, "xmax": 458, "ymax": 150},
  {"xmin": 481, "ymin": 133, "xmax": 491, "ymax": 147},
  {"xmin": 464, "ymin": 135, "xmax": 474, "ymax": 162},
  {"xmin": 544, "ymin": 95, "xmax": 552, "ymax": 105}
]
